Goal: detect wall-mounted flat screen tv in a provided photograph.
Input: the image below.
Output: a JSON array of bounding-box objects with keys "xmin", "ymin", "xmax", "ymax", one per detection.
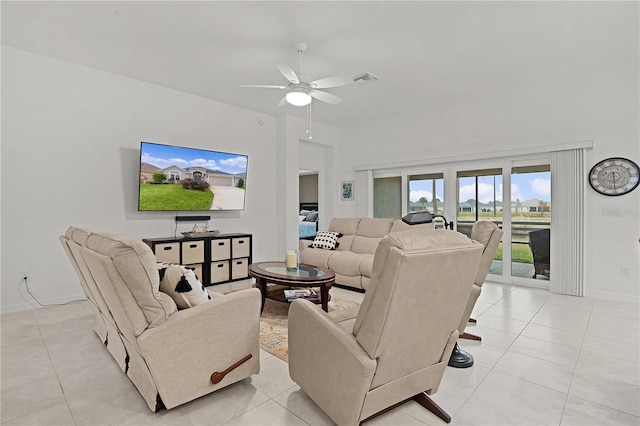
[{"xmin": 138, "ymin": 141, "xmax": 248, "ymax": 211}]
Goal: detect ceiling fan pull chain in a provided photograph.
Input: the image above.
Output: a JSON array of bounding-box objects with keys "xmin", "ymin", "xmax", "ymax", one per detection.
[{"xmin": 307, "ymin": 103, "xmax": 312, "ymax": 140}]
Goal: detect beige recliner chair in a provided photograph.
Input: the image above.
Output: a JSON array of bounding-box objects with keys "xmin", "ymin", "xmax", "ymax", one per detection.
[
  {"xmin": 60, "ymin": 226, "xmax": 261, "ymax": 411},
  {"xmin": 448, "ymin": 220, "xmax": 503, "ymax": 368},
  {"xmin": 288, "ymin": 229, "xmax": 483, "ymax": 425},
  {"xmin": 458, "ymin": 220, "xmax": 504, "ymax": 340}
]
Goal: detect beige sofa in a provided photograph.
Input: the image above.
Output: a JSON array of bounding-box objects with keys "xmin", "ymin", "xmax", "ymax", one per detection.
[
  {"xmin": 60, "ymin": 226, "xmax": 261, "ymax": 411},
  {"xmin": 299, "ymin": 217, "xmax": 431, "ymax": 290}
]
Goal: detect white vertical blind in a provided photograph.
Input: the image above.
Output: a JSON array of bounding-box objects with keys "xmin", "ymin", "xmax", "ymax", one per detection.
[{"xmin": 550, "ymin": 149, "xmax": 585, "ymax": 296}]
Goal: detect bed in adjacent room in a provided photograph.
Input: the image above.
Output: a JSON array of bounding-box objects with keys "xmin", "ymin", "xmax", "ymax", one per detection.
[{"xmin": 299, "ymin": 203, "xmax": 319, "ymax": 239}]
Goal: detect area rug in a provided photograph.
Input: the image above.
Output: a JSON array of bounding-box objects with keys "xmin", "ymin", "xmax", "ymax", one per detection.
[{"xmin": 259, "ymin": 297, "xmax": 360, "ymax": 362}]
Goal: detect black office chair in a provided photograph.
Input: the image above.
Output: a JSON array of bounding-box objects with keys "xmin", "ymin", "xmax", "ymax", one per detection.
[{"xmin": 528, "ymin": 229, "xmax": 550, "ymax": 278}]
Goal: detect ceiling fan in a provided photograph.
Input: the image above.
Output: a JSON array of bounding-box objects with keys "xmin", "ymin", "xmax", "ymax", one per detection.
[{"xmin": 241, "ymin": 42, "xmax": 355, "ymax": 107}]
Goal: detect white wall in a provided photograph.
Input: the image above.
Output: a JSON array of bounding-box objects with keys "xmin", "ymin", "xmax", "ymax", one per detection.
[
  {"xmin": 1, "ymin": 47, "xmax": 280, "ymax": 312},
  {"xmin": 338, "ymin": 61, "xmax": 640, "ymax": 301},
  {"xmin": 277, "ymin": 115, "xmax": 338, "ymax": 252}
]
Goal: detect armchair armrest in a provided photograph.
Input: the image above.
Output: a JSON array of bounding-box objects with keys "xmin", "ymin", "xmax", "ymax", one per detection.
[
  {"xmin": 288, "ymin": 299, "xmax": 376, "ymax": 425},
  {"xmin": 138, "ymin": 288, "xmax": 261, "ymax": 409}
]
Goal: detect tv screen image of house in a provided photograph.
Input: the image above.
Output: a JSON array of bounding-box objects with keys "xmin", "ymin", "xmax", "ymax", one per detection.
[{"xmin": 138, "ymin": 141, "xmax": 248, "ymax": 211}]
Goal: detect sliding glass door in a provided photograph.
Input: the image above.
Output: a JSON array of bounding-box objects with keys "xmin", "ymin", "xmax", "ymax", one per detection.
[
  {"xmin": 373, "ymin": 176, "xmax": 402, "ymax": 219},
  {"xmin": 367, "ymin": 153, "xmax": 555, "ymax": 287},
  {"xmin": 511, "ymin": 165, "xmax": 551, "ymax": 281},
  {"xmin": 453, "ymin": 164, "xmax": 551, "ymax": 284},
  {"xmin": 408, "ymin": 173, "xmax": 445, "ymax": 228},
  {"xmin": 456, "ymin": 168, "xmax": 503, "ymax": 236}
]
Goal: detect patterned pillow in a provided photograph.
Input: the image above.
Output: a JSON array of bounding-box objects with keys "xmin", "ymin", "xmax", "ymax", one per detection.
[
  {"xmin": 157, "ymin": 263, "xmax": 211, "ymax": 309},
  {"xmin": 310, "ymin": 231, "xmax": 341, "ymax": 250}
]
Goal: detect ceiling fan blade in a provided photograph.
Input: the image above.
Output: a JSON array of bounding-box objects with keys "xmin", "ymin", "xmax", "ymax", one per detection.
[
  {"xmin": 309, "ymin": 89, "xmax": 343, "ymax": 105},
  {"xmin": 240, "ymin": 84, "xmax": 287, "ymax": 89},
  {"xmin": 278, "ymin": 96, "xmax": 288, "ymax": 107},
  {"xmin": 310, "ymin": 75, "xmax": 354, "ymax": 89},
  {"xmin": 276, "ymin": 63, "xmax": 299, "ymax": 84}
]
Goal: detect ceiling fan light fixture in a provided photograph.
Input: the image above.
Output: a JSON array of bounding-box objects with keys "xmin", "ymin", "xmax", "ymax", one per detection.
[{"xmin": 285, "ymin": 89, "xmax": 312, "ymax": 106}]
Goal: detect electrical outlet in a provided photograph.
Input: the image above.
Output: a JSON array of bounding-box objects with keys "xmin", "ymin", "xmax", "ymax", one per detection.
[{"xmin": 620, "ymin": 266, "xmax": 630, "ymax": 278}]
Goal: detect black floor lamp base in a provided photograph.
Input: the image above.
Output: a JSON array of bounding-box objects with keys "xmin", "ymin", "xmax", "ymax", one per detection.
[{"xmin": 448, "ymin": 343, "xmax": 474, "ymax": 368}]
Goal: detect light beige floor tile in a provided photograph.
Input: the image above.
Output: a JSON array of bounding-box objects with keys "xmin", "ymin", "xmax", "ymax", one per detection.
[
  {"xmin": 508, "ymin": 335, "xmax": 581, "ymax": 369},
  {"xmin": 477, "ymin": 283, "xmax": 516, "ymax": 304},
  {"xmin": 520, "ymin": 323, "xmax": 584, "ymax": 349},
  {"xmin": 260, "ymin": 347, "xmax": 275, "ymax": 361},
  {"xmin": 469, "ymin": 300, "xmax": 493, "ymax": 318},
  {"xmin": 457, "ymin": 340, "xmax": 506, "ymax": 370},
  {"xmin": 530, "ymin": 310, "xmax": 589, "ymax": 334},
  {"xmin": 506, "ymin": 287, "xmax": 552, "ymax": 303},
  {"xmin": 0, "ymin": 337, "xmax": 49, "ymax": 364},
  {"xmin": 474, "ymin": 371, "xmax": 566, "ymax": 424},
  {"xmin": 536, "ymin": 302, "xmax": 592, "ymax": 319},
  {"xmin": 0, "ymin": 309, "xmax": 36, "ymax": 323},
  {"xmin": 451, "ymin": 394, "xmax": 544, "ymax": 425},
  {"xmin": 116, "ymin": 408, "xmax": 196, "ymax": 425},
  {"xmin": 43, "ymin": 326, "xmax": 100, "ymax": 354},
  {"xmin": 493, "ymin": 297, "xmax": 546, "ymax": 313},
  {"xmin": 37, "ymin": 312, "xmax": 94, "ymax": 338},
  {"xmin": 1, "ymin": 353, "xmax": 58, "ymax": 390},
  {"xmin": 178, "ymin": 379, "xmax": 270, "ymax": 425},
  {"xmin": 395, "ymin": 398, "xmax": 452, "ymax": 425},
  {"xmin": 493, "ymin": 351, "xmax": 574, "ymax": 393},
  {"xmin": 50, "ymin": 341, "xmax": 128, "ymax": 398},
  {"xmin": 429, "ymin": 365, "xmax": 491, "ymax": 417},
  {"xmin": 31, "ymin": 301, "xmax": 90, "ymax": 325},
  {"xmin": 1, "ymin": 312, "xmax": 37, "ymax": 333},
  {"xmin": 223, "ymin": 399, "xmax": 309, "ymax": 426},
  {"xmin": 561, "ymin": 396, "xmax": 640, "ymax": 425},
  {"xmin": 66, "ymin": 379, "xmax": 150, "ymax": 425},
  {"xmin": 576, "ymin": 349, "xmax": 640, "ymax": 386},
  {"xmin": 544, "ymin": 293, "xmax": 594, "ymax": 312},
  {"xmin": 570, "ymin": 351, "xmax": 640, "ymax": 417},
  {"xmin": 273, "ymin": 386, "xmax": 335, "ymax": 426},
  {"xmin": 366, "ymin": 406, "xmax": 428, "ymax": 425},
  {"xmin": 591, "ymin": 300, "xmax": 639, "ymax": 320},
  {"xmin": 248, "ymin": 354, "xmax": 298, "ymax": 398},
  {"xmin": 466, "ymin": 325, "xmax": 518, "ymax": 349},
  {"xmin": 581, "ymin": 333, "xmax": 640, "ymax": 364},
  {"xmin": 1, "ymin": 402, "xmax": 76, "ymax": 426},
  {"xmin": 0, "ymin": 375, "xmax": 66, "ymax": 423},
  {"xmin": 473, "ymin": 312, "xmax": 529, "ymax": 335},
  {"xmin": 586, "ymin": 312, "xmax": 640, "ymax": 345},
  {"xmin": 0, "ymin": 321, "xmax": 42, "ymax": 347},
  {"xmin": 482, "ymin": 303, "xmax": 539, "ymax": 322}
]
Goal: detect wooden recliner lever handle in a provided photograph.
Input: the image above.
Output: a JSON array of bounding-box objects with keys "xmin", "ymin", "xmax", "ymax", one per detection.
[{"xmin": 210, "ymin": 354, "xmax": 252, "ymax": 384}]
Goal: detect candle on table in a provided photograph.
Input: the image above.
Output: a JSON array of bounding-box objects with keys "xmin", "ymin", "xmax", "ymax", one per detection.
[{"xmin": 286, "ymin": 250, "xmax": 297, "ymax": 270}]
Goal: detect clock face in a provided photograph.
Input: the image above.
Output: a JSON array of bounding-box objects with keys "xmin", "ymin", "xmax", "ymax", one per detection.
[{"xmin": 589, "ymin": 157, "xmax": 640, "ymax": 196}]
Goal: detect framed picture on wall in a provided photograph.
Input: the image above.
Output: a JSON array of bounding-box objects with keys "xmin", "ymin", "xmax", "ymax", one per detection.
[{"xmin": 341, "ymin": 180, "xmax": 355, "ymax": 201}]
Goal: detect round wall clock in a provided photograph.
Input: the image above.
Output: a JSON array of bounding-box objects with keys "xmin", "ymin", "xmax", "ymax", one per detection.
[{"xmin": 588, "ymin": 157, "xmax": 640, "ymax": 196}]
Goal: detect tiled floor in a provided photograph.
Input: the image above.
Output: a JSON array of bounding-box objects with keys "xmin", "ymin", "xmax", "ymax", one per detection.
[{"xmin": 2, "ymin": 281, "xmax": 639, "ymax": 425}]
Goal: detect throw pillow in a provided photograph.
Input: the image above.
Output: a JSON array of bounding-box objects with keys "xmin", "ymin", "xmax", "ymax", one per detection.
[
  {"xmin": 305, "ymin": 211, "xmax": 319, "ymax": 222},
  {"xmin": 157, "ymin": 263, "xmax": 211, "ymax": 309},
  {"xmin": 310, "ymin": 231, "xmax": 341, "ymax": 250}
]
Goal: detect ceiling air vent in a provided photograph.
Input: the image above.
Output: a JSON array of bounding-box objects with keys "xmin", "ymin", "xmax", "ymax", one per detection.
[{"xmin": 353, "ymin": 73, "xmax": 378, "ymax": 85}]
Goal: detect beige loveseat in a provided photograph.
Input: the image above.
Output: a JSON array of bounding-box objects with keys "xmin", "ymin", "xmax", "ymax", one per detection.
[
  {"xmin": 60, "ymin": 226, "xmax": 261, "ymax": 411},
  {"xmin": 299, "ymin": 217, "xmax": 431, "ymax": 290}
]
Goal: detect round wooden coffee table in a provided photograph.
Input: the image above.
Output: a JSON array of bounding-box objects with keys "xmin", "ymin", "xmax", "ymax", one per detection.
[{"xmin": 249, "ymin": 261, "xmax": 335, "ymax": 312}]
